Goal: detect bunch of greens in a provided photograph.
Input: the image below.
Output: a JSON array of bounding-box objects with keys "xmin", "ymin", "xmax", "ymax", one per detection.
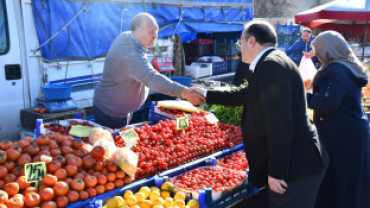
[{"xmin": 199, "ymin": 80, "xmax": 248, "ymax": 126}]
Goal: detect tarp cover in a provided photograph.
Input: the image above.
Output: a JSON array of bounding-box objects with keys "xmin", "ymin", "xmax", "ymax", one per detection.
[{"xmin": 31, "ymin": 0, "xmax": 253, "ymax": 61}]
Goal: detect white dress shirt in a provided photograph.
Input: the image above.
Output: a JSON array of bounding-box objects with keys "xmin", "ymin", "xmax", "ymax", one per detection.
[{"xmin": 249, "ymin": 46, "xmax": 275, "ymax": 73}]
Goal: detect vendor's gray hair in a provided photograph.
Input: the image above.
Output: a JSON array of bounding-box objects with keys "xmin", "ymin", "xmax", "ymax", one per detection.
[{"xmin": 131, "ymin": 13, "xmax": 158, "ymax": 32}]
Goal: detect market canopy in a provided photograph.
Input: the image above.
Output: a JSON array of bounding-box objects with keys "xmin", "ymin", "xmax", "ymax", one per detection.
[
  {"xmin": 294, "ymin": 0, "xmax": 370, "ymax": 32},
  {"xmin": 31, "ymin": 0, "xmax": 253, "ymax": 61}
]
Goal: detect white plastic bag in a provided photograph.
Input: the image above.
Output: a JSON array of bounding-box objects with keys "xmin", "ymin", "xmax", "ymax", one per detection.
[
  {"xmin": 113, "ymin": 147, "xmax": 138, "ymax": 177},
  {"xmin": 94, "ymin": 139, "xmax": 116, "ymax": 158},
  {"xmin": 298, "ymin": 56, "xmax": 317, "ymax": 90}
]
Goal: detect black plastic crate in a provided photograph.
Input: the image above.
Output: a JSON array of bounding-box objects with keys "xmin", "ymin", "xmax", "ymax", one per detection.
[
  {"xmin": 184, "ymin": 42, "xmax": 214, "ymax": 57},
  {"xmin": 229, "ymin": 57, "xmax": 241, "ymax": 72},
  {"xmin": 212, "ymin": 61, "xmax": 228, "ymax": 75},
  {"xmin": 214, "ymin": 39, "xmax": 241, "ymax": 56}
]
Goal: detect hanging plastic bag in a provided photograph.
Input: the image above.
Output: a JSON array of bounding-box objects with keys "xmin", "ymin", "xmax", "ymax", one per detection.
[
  {"xmin": 298, "ymin": 56, "xmax": 317, "ymax": 90},
  {"xmin": 112, "ymin": 147, "xmax": 138, "ymax": 177}
]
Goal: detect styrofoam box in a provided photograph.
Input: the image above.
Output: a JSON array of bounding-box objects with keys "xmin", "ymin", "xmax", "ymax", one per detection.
[{"xmin": 186, "ymin": 62, "xmax": 213, "ymax": 79}]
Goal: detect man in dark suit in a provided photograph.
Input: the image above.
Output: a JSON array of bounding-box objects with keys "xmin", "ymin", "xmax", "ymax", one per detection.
[
  {"xmin": 194, "ymin": 20, "xmax": 329, "ymax": 207},
  {"xmin": 232, "ymin": 61, "xmax": 252, "ymax": 87}
]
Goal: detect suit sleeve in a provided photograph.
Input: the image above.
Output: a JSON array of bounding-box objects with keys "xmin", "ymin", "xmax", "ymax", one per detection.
[
  {"xmin": 206, "ymin": 88, "xmax": 246, "ymax": 107},
  {"xmin": 257, "ymin": 61, "xmax": 294, "ymax": 180},
  {"xmin": 306, "ymin": 66, "xmax": 347, "ymax": 114}
]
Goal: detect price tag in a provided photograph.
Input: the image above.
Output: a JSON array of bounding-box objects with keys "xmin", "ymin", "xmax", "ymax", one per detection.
[
  {"xmin": 25, "ymin": 162, "xmax": 46, "ymax": 183},
  {"xmin": 177, "ymin": 116, "xmax": 189, "ymax": 130},
  {"xmin": 119, "ymin": 129, "xmax": 140, "ymax": 144},
  {"xmin": 204, "ymin": 113, "xmax": 219, "ymax": 124}
]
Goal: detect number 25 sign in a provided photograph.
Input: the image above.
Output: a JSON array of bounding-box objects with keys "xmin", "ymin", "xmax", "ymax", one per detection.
[{"xmin": 25, "ymin": 162, "xmax": 46, "ymax": 183}]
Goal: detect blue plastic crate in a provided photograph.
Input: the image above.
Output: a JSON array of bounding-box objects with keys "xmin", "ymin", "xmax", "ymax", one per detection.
[
  {"xmin": 169, "ymin": 76, "xmax": 193, "ymax": 87},
  {"xmin": 276, "ymin": 21, "xmax": 301, "ymax": 35},
  {"xmin": 212, "ymin": 61, "xmax": 228, "ymax": 75},
  {"xmin": 229, "ymin": 57, "xmax": 241, "ymax": 72}
]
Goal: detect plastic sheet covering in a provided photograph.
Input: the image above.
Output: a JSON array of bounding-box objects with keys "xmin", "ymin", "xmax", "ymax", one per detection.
[{"xmin": 31, "ymin": 0, "xmax": 253, "ymax": 61}]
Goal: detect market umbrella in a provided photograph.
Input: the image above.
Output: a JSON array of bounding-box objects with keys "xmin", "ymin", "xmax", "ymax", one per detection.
[{"xmin": 294, "ymin": 0, "xmax": 370, "ymax": 60}]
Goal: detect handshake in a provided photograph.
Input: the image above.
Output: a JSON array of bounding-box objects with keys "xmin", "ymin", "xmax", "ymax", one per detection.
[{"xmin": 180, "ymin": 87, "xmax": 206, "ymax": 106}]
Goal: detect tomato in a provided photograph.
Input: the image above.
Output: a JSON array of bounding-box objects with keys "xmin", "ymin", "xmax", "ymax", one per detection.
[
  {"xmin": 22, "ymin": 187, "xmax": 37, "ymax": 196},
  {"xmin": 97, "ymin": 175, "xmax": 107, "ymax": 185},
  {"xmin": 102, "ymin": 158, "xmax": 110, "ymax": 167},
  {"xmin": 17, "ymin": 140, "xmax": 30, "ymax": 149},
  {"xmin": 83, "ymin": 175, "xmax": 97, "ymax": 188},
  {"xmin": 93, "ymin": 171, "xmax": 102, "ymax": 177},
  {"xmin": 62, "ymin": 140, "xmax": 72, "ymax": 147},
  {"xmin": 15, "ymin": 176, "xmax": 30, "ymax": 189},
  {"xmin": 6, "ymin": 196, "xmax": 24, "ymax": 208},
  {"xmin": 91, "ymin": 146, "xmax": 105, "ymax": 158},
  {"xmin": 67, "ymin": 190, "xmax": 79, "ymax": 202},
  {"xmin": 70, "ymin": 178, "xmax": 85, "ymax": 191},
  {"xmin": 26, "ymin": 145, "xmax": 39, "ymax": 156},
  {"xmin": 0, "ymin": 165, "xmax": 7, "ymax": 179},
  {"xmin": 53, "ymin": 181, "xmax": 69, "ymax": 196},
  {"xmin": 72, "ymin": 139, "xmax": 83, "ymax": 150},
  {"xmin": 73, "ymin": 173, "xmax": 85, "ymax": 179},
  {"xmin": 37, "ymin": 135, "xmax": 50, "ymax": 146},
  {"xmin": 4, "ymin": 174, "xmax": 16, "ymax": 184},
  {"xmin": 44, "ymin": 174, "xmax": 58, "ymax": 186},
  {"xmin": 75, "ymin": 150, "xmax": 88, "ymax": 158},
  {"xmin": 50, "ymin": 149, "xmax": 61, "ymax": 157},
  {"xmin": 64, "ymin": 153, "xmax": 75, "ymax": 161},
  {"xmin": 4, "ymin": 182, "xmax": 19, "ymax": 196},
  {"xmin": 66, "ymin": 157, "xmax": 82, "ymax": 169},
  {"xmin": 39, "ymin": 188, "xmax": 55, "ymax": 201},
  {"xmin": 104, "ymin": 182, "xmax": 115, "ymax": 191},
  {"xmin": 92, "ymin": 161, "xmax": 103, "ymax": 171},
  {"xmin": 38, "ymin": 150, "xmax": 51, "ymax": 157},
  {"xmin": 61, "ymin": 146, "xmax": 73, "ymax": 155},
  {"xmin": 114, "ymin": 179, "xmax": 124, "ymax": 188},
  {"xmin": 47, "ymin": 161, "xmax": 61, "ymax": 173},
  {"xmin": 40, "ymin": 201, "xmax": 57, "ymax": 208},
  {"xmin": 22, "ymin": 136, "xmax": 34, "ymax": 143},
  {"xmin": 65, "ymin": 165, "xmax": 77, "ymax": 177},
  {"xmin": 24, "ymin": 193, "xmax": 41, "ymax": 207},
  {"xmin": 17, "ymin": 153, "xmax": 31, "ymax": 167},
  {"xmin": 101, "ymin": 168, "xmax": 109, "ymax": 175},
  {"xmin": 40, "ymin": 154, "xmax": 52, "ymax": 163},
  {"xmin": 56, "ymin": 195, "xmax": 69, "ymax": 208},
  {"xmin": 54, "ymin": 155, "xmax": 66, "ymax": 166},
  {"xmin": 107, "ymin": 162, "xmax": 117, "ymax": 172},
  {"xmin": 0, "ymin": 190, "xmax": 8, "ymax": 203},
  {"xmin": 82, "ymin": 155, "xmax": 96, "ymax": 170},
  {"xmin": 0, "ymin": 140, "xmax": 12, "ymax": 151},
  {"xmin": 85, "ymin": 187, "xmax": 96, "ymax": 198},
  {"xmin": 0, "ymin": 150, "xmax": 6, "ymax": 165},
  {"xmin": 6, "ymin": 148, "xmax": 21, "ymax": 161},
  {"xmin": 95, "ymin": 185, "xmax": 106, "ymax": 195},
  {"xmin": 79, "ymin": 190, "xmax": 89, "ymax": 201},
  {"xmin": 106, "ymin": 172, "xmax": 116, "ymax": 182},
  {"xmin": 115, "ymin": 170, "xmax": 126, "ymax": 179},
  {"xmin": 49, "ymin": 141, "xmax": 59, "ymax": 150}
]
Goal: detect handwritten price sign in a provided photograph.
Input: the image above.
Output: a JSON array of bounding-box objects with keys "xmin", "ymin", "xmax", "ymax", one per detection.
[
  {"xmin": 177, "ymin": 116, "xmax": 189, "ymax": 130},
  {"xmin": 25, "ymin": 162, "xmax": 46, "ymax": 183},
  {"xmin": 119, "ymin": 129, "xmax": 140, "ymax": 144}
]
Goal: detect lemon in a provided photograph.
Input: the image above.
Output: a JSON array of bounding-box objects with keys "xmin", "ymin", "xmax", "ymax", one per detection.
[
  {"xmin": 173, "ymin": 200, "xmax": 185, "ymax": 208},
  {"xmin": 141, "ymin": 200, "xmax": 153, "ymax": 208},
  {"xmin": 160, "ymin": 190, "xmax": 171, "ymax": 200},
  {"xmin": 153, "ymin": 206, "xmax": 165, "ymax": 208},
  {"xmin": 164, "ymin": 197, "xmax": 173, "ymax": 208},
  {"xmin": 106, "ymin": 198, "xmax": 119, "ymax": 208},
  {"xmin": 131, "ymin": 205, "xmax": 141, "ymax": 208},
  {"xmin": 113, "ymin": 196, "xmax": 125, "ymax": 207},
  {"xmin": 127, "ymin": 195, "xmax": 138, "ymax": 207},
  {"xmin": 134, "ymin": 192, "xmax": 146, "ymax": 203},
  {"xmin": 139, "ymin": 186, "xmax": 151, "ymax": 199},
  {"xmin": 187, "ymin": 199, "xmax": 199, "ymax": 208},
  {"xmin": 173, "ymin": 192, "xmax": 186, "ymax": 202},
  {"xmin": 124, "ymin": 190, "xmax": 134, "ymax": 200},
  {"xmin": 150, "ymin": 190, "xmax": 161, "ymax": 201},
  {"xmin": 151, "ymin": 186, "xmax": 160, "ymax": 193},
  {"xmin": 161, "ymin": 182, "xmax": 174, "ymax": 191},
  {"xmin": 153, "ymin": 197, "xmax": 165, "ymax": 206}
]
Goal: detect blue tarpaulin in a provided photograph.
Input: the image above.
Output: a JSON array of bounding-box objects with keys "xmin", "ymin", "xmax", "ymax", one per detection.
[{"xmin": 31, "ymin": 0, "xmax": 253, "ymax": 61}]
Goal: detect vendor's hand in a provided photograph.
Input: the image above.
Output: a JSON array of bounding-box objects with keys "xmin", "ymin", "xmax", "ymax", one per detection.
[
  {"xmin": 268, "ymin": 175, "xmax": 288, "ymax": 194},
  {"xmin": 302, "ymin": 50, "xmax": 315, "ymax": 58},
  {"xmin": 180, "ymin": 87, "xmax": 205, "ymax": 106}
]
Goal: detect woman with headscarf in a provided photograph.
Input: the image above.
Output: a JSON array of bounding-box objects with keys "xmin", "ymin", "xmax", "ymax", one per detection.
[{"xmin": 306, "ymin": 31, "xmax": 370, "ymax": 208}]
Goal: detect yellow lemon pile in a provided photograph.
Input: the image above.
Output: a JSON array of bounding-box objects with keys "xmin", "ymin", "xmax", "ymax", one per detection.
[{"xmin": 101, "ymin": 184, "xmax": 198, "ymax": 208}]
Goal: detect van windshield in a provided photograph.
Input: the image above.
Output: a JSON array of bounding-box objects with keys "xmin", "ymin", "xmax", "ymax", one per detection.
[{"xmin": 0, "ymin": 0, "xmax": 8, "ymax": 54}]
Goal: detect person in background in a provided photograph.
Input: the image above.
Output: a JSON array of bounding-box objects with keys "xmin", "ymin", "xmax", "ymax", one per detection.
[
  {"xmin": 285, "ymin": 28, "xmax": 317, "ymax": 65},
  {"xmin": 192, "ymin": 20, "xmax": 328, "ymax": 208},
  {"xmin": 306, "ymin": 31, "xmax": 370, "ymax": 208},
  {"xmin": 93, "ymin": 13, "xmax": 204, "ymax": 128}
]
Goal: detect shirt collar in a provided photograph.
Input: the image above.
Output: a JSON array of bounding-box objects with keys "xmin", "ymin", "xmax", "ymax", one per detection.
[
  {"xmin": 249, "ymin": 46, "xmax": 275, "ymax": 72},
  {"xmin": 130, "ymin": 32, "xmax": 148, "ymax": 54}
]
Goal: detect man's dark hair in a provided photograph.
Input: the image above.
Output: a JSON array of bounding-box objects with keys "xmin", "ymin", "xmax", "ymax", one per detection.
[
  {"xmin": 243, "ymin": 20, "xmax": 277, "ymax": 45},
  {"xmin": 301, "ymin": 28, "xmax": 312, "ymax": 34}
]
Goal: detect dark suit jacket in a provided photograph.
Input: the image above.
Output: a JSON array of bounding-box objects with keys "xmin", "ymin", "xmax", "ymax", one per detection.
[
  {"xmin": 207, "ymin": 49, "xmax": 329, "ymax": 188},
  {"xmin": 232, "ymin": 61, "xmax": 252, "ymax": 87}
]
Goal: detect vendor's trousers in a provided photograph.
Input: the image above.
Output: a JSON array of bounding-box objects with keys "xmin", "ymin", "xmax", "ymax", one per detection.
[
  {"xmin": 93, "ymin": 105, "xmax": 132, "ymax": 129},
  {"xmin": 267, "ymin": 169, "xmax": 325, "ymax": 208}
]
